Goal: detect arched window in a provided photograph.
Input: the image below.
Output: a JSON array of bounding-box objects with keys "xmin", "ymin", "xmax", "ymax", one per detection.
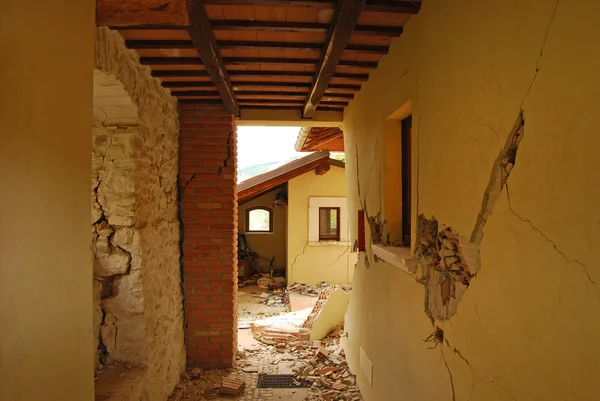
[{"xmin": 246, "ymin": 206, "xmax": 273, "ymax": 233}]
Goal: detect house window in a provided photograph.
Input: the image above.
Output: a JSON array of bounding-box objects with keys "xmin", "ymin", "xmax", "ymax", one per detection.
[
  {"xmin": 383, "ymin": 101, "xmax": 413, "ymax": 247},
  {"xmin": 246, "ymin": 206, "xmax": 273, "ymax": 233},
  {"xmin": 319, "ymin": 207, "xmax": 340, "ymax": 241},
  {"xmin": 308, "ymin": 197, "xmax": 348, "ymax": 244},
  {"xmin": 401, "ymin": 115, "xmax": 412, "ymax": 246}
]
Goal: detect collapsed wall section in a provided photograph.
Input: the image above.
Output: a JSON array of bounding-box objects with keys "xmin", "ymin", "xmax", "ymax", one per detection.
[{"xmin": 93, "ymin": 26, "xmax": 184, "ymax": 400}]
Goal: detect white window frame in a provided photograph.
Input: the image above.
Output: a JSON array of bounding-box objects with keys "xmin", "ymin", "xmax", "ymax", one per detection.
[{"xmin": 308, "ymin": 197, "xmax": 349, "ymax": 246}]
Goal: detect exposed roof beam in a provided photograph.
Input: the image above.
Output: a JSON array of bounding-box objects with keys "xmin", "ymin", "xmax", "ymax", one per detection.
[
  {"xmin": 172, "ymin": 89, "xmax": 354, "ymax": 98},
  {"xmin": 162, "ymin": 81, "xmax": 216, "ymax": 88},
  {"xmin": 126, "ymin": 39, "xmax": 388, "ymax": 54},
  {"xmin": 140, "ymin": 56, "xmax": 377, "ymax": 68},
  {"xmin": 186, "ymin": 0, "xmax": 239, "ymax": 115},
  {"xmin": 202, "ymin": 0, "xmax": 420, "ymax": 14},
  {"xmin": 223, "ymin": 57, "xmax": 377, "ymax": 68},
  {"xmin": 209, "ymin": 20, "xmax": 402, "ymax": 36},
  {"xmin": 238, "ymin": 105, "xmax": 345, "ymax": 112},
  {"xmin": 238, "ymin": 99, "xmax": 348, "ymax": 106},
  {"xmin": 163, "ymin": 81, "xmax": 361, "ymax": 90},
  {"xmin": 151, "ymin": 69, "xmax": 369, "ymax": 80},
  {"xmin": 304, "ymin": 0, "xmax": 366, "ymax": 118}
]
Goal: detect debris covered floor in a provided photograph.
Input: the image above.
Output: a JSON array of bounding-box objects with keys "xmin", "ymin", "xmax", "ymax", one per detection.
[{"xmin": 170, "ymin": 284, "xmax": 363, "ymax": 401}]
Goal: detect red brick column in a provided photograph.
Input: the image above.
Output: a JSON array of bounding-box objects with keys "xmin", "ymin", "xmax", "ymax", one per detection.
[{"xmin": 178, "ymin": 103, "xmax": 238, "ymax": 368}]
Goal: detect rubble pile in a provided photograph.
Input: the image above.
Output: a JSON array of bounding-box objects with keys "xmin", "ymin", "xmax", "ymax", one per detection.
[
  {"xmin": 170, "ymin": 324, "xmax": 362, "ymax": 401},
  {"xmin": 288, "ymin": 282, "xmax": 329, "ymax": 297},
  {"xmin": 294, "ymin": 324, "xmax": 362, "ymax": 401}
]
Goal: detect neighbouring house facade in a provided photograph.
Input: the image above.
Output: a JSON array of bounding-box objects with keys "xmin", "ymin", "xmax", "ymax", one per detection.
[
  {"xmin": 238, "ymin": 151, "xmax": 353, "ymax": 286},
  {"xmin": 3, "ymin": 1, "xmax": 600, "ymax": 401}
]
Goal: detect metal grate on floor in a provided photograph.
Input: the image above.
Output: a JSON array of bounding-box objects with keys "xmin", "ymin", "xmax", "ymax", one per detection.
[{"xmin": 256, "ymin": 374, "xmax": 311, "ymax": 389}]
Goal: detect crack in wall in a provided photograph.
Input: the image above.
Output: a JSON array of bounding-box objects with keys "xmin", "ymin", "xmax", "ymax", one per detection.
[
  {"xmin": 432, "ymin": 334, "xmax": 519, "ymax": 401},
  {"xmin": 473, "ymin": 301, "xmax": 492, "ymax": 344},
  {"xmin": 324, "ymin": 247, "xmax": 350, "ymax": 270},
  {"xmin": 441, "ymin": 348, "xmax": 457, "ymax": 401},
  {"xmin": 520, "ymin": 0, "xmax": 561, "ymax": 109},
  {"xmin": 289, "ymin": 243, "xmax": 309, "ymax": 279},
  {"xmin": 470, "ymin": 112, "xmax": 524, "ymax": 245},
  {"xmin": 506, "ymin": 188, "xmax": 600, "ymax": 298},
  {"xmin": 456, "ymin": 112, "xmax": 501, "ymax": 148},
  {"xmin": 180, "ymin": 172, "xmax": 197, "ymax": 195}
]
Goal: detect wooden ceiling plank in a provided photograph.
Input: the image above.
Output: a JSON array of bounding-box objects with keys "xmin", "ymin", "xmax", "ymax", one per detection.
[
  {"xmin": 209, "ymin": 20, "xmax": 401, "ymax": 36},
  {"xmin": 151, "ymin": 69, "xmax": 367, "ymax": 80},
  {"xmin": 187, "ymin": 0, "xmax": 239, "ymax": 115},
  {"xmin": 126, "ymin": 39, "xmax": 195, "ymax": 49},
  {"xmin": 304, "ymin": 0, "xmax": 366, "ymax": 118},
  {"xmin": 162, "ymin": 81, "xmax": 217, "ymax": 88},
  {"xmin": 201, "ymin": 0, "xmax": 420, "ymax": 14}
]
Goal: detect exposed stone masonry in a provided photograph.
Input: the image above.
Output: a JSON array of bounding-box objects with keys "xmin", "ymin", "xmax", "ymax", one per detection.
[
  {"xmin": 415, "ymin": 216, "xmax": 480, "ymax": 321},
  {"xmin": 93, "ymin": 27, "xmax": 184, "ymax": 400}
]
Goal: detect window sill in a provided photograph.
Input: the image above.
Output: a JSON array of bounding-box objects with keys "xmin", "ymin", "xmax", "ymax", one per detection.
[
  {"xmin": 372, "ymin": 244, "xmax": 417, "ymax": 275},
  {"xmin": 308, "ymin": 241, "xmax": 351, "ymax": 247},
  {"xmin": 245, "ymin": 231, "xmax": 274, "ymax": 235}
]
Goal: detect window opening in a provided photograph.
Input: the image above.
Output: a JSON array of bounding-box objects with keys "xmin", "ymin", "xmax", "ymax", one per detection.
[
  {"xmin": 246, "ymin": 206, "xmax": 273, "ymax": 233},
  {"xmin": 319, "ymin": 207, "xmax": 340, "ymax": 241},
  {"xmin": 401, "ymin": 115, "xmax": 412, "ymax": 246}
]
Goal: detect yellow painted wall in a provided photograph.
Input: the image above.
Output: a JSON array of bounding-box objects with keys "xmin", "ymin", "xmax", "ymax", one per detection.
[
  {"xmin": 342, "ymin": 0, "xmax": 600, "ymax": 400},
  {"xmin": 287, "ymin": 166, "xmax": 355, "ymax": 285},
  {"xmin": 239, "ymin": 187, "xmax": 287, "ymax": 272},
  {"xmin": 0, "ymin": 1, "xmax": 95, "ymax": 400}
]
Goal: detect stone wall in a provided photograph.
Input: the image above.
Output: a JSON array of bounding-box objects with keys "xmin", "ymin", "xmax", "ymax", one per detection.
[
  {"xmin": 93, "ymin": 27, "xmax": 184, "ymax": 400},
  {"xmin": 178, "ymin": 103, "xmax": 239, "ymax": 369}
]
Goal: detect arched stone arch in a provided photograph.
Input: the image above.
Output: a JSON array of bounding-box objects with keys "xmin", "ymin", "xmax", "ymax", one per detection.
[{"xmin": 93, "ymin": 26, "xmax": 184, "ymax": 400}]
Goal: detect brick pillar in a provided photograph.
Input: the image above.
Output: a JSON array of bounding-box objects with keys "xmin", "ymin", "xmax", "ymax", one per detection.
[{"xmin": 178, "ymin": 103, "xmax": 238, "ymax": 368}]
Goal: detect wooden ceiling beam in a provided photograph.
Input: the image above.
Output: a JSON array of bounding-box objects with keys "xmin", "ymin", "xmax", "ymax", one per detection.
[
  {"xmin": 219, "ymin": 41, "xmax": 388, "ymax": 54},
  {"xmin": 151, "ymin": 69, "xmax": 369, "ymax": 80},
  {"xmin": 126, "ymin": 39, "xmax": 386, "ymax": 55},
  {"xmin": 171, "ymin": 90, "xmax": 220, "ymax": 97},
  {"xmin": 162, "ymin": 81, "xmax": 216, "ymax": 88},
  {"xmin": 304, "ymin": 0, "xmax": 366, "ymax": 118},
  {"xmin": 186, "ymin": 0, "xmax": 239, "ymax": 115},
  {"xmin": 163, "ymin": 81, "xmax": 361, "ymax": 90},
  {"xmin": 224, "ymin": 57, "xmax": 377, "ymax": 68},
  {"xmin": 202, "ymin": 0, "xmax": 420, "ymax": 14},
  {"xmin": 315, "ymin": 162, "xmax": 331, "ymax": 176},
  {"xmin": 151, "ymin": 70, "xmax": 209, "ymax": 78},
  {"xmin": 140, "ymin": 56, "xmax": 376, "ymax": 68},
  {"xmin": 209, "ymin": 20, "xmax": 402, "ymax": 36},
  {"xmin": 171, "ymin": 88, "xmax": 352, "ymax": 99}
]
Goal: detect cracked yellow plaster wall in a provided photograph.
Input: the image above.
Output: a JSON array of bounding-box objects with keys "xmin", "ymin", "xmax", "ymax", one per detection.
[
  {"xmin": 342, "ymin": 0, "xmax": 600, "ymax": 400},
  {"xmin": 0, "ymin": 0, "xmax": 95, "ymax": 400},
  {"xmin": 287, "ymin": 165, "xmax": 356, "ymax": 285}
]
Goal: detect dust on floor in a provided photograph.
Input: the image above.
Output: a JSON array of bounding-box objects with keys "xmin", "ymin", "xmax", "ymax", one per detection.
[{"xmin": 237, "ymin": 285, "xmax": 289, "ymax": 326}]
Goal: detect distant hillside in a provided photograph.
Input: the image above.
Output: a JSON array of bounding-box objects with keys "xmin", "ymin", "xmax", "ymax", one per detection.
[{"xmin": 238, "ymin": 157, "xmax": 300, "ymax": 182}]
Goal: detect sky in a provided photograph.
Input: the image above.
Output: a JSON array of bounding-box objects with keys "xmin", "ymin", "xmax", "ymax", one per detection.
[{"xmin": 237, "ymin": 126, "xmax": 306, "ymax": 169}]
